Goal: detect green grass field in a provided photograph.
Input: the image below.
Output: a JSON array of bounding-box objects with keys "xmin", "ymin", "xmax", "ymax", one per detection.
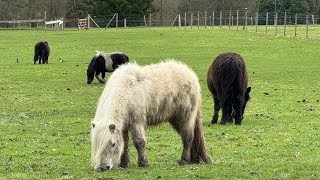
[{"xmin": 0, "ymin": 28, "xmax": 319, "ymax": 179}]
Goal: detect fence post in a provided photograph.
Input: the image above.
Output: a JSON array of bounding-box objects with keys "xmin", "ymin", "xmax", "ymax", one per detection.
[
  {"xmin": 44, "ymin": 11, "xmax": 46, "ymax": 30},
  {"xmin": 149, "ymin": 13, "xmax": 152, "ymax": 28},
  {"xmin": 295, "ymin": 13, "xmax": 297, "ymax": 37},
  {"xmin": 266, "ymin": 12, "xmax": 268, "ymax": 33},
  {"xmin": 178, "ymin": 14, "xmax": 181, "ymax": 30},
  {"xmin": 212, "ymin": 11, "xmax": 215, "ymax": 29},
  {"xmin": 116, "ymin": 13, "xmax": 118, "ymax": 29},
  {"xmin": 312, "ymin": 15, "xmax": 315, "ymax": 25},
  {"xmin": 284, "ymin": 12, "xmax": 287, "ymax": 36},
  {"xmin": 184, "ymin": 12, "xmax": 187, "ymax": 30},
  {"xmin": 245, "ymin": 10, "xmax": 248, "ymax": 30},
  {"xmin": 205, "ymin": 11, "xmax": 207, "ymax": 29},
  {"xmin": 255, "ymin": 12, "xmax": 258, "ymax": 32},
  {"xmin": 190, "ymin": 12, "xmax": 193, "ymax": 29},
  {"xmin": 275, "ymin": 13, "xmax": 278, "ymax": 35},
  {"xmin": 197, "ymin": 11, "xmax": 200, "ymax": 29},
  {"xmin": 124, "ymin": 18, "xmax": 126, "ymax": 28},
  {"xmin": 87, "ymin": 14, "xmax": 90, "ymax": 29},
  {"xmin": 306, "ymin": 15, "xmax": 309, "ymax": 38},
  {"xmin": 144, "ymin": 15, "xmax": 147, "ymax": 27},
  {"xmin": 236, "ymin": 10, "xmax": 239, "ymax": 30},
  {"xmin": 228, "ymin": 10, "xmax": 231, "ymax": 29},
  {"xmin": 220, "ymin": 11, "xmax": 222, "ymax": 29},
  {"xmin": 29, "ymin": 17, "xmax": 31, "ymax": 30}
]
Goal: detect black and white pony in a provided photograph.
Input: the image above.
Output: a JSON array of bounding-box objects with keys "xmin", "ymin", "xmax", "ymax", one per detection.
[
  {"xmin": 86, "ymin": 51, "xmax": 129, "ymax": 84},
  {"xmin": 34, "ymin": 41, "xmax": 50, "ymax": 64}
]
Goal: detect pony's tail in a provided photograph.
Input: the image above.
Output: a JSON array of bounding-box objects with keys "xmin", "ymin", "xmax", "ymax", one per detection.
[
  {"xmin": 190, "ymin": 108, "xmax": 212, "ymax": 164},
  {"xmin": 221, "ymin": 59, "xmax": 237, "ymax": 104}
]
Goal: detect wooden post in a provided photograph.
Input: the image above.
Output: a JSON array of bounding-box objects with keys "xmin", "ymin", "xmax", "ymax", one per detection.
[
  {"xmin": 209, "ymin": 16, "xmax": 212, "ymax": 27},
  {"xmin": 190, "ymin": 12, "xmax": 193, "ymax": 29},
  {"xmin": 266, "ymin": 12, "xmax": 268, "ymax": 33},
  {"xmin": 124, "ymin": 18, "xmax": 126, "ymax": 28},
  {"xmin": 236, "ymin": 10, "xmax": 239, "ymax": 30},
  {"xmin": 197, "ymin": 11, "xmax": 200, "ymax": 29},
  {"xmin": 144, "ymin": 15, "xmax": 147, "ymax": 27},
  {"xmin": 29, "ymin": 17, "xmax": 31, "ymax": 30},
  {"xmin": 116, "ymin": 13, "xmax": 118, "ymax": 29},
  {"xmin": 87, "ymin": 14, "xmax": 90, "ymax": 29},
  {"xmin": 275, "ymin": 13, "xmax": 278, "ymax": 35},
  {"xmin": 178, "ymin": 14, "xmax": 181, "ymax": 30},
  {"xmin": 229, "ymin": 10, "xmax": 231, "ymax": 29},
  {"xmin": 245, "ymin": 10, "xmax": 248, "ymax": 30},
  {"xmin": 212, "ymin": 11, "xmax": 215, "ymax": 29},
  {"xmin": 312, "ymin": 15, "xmax": 315, "ymax": 25},
  {"xmin": 220, "ymin": 11, "xmax": 222, "ymax": 29},
  {"xmin": 205, "ymin": 11, "xmax": 207, "ymax": 28},
  {"xmin": 232, "ymin": 16, "xmax": 234, "ymax": 27},
  {"xmin": 184, "ymin": 12, "xmax": 187, "ymax": 30},
  {"xmin": 13, "ymin": 19, "xmax": 15, "ymax": 28},
  {"xmin": 306, "ymin": 15, "xmax": 309, "ymax": 38},
  {"xmin": 44, "ymin": 11, "xmax": 46, "ymax": 30},
  {"xmin": 295, "ymin": 13, "xmax": 297, "ymax": 37},
  {"xmin": 255, "ymin": 12, "xmax": 258, "ymax": 32},
  {"xmin": 149, "ymin": 13, "xmax": 152, "ymax": 28},
  {"xmin": 284, "ymin": 12, "xmax": 287, "ymax": 36}
]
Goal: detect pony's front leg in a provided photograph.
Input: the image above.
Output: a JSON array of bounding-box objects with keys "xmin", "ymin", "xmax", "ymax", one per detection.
[
  {"xmin": 95, "ymin": 72, "xmax": 103, "ymax": 83},
  {"xmin": 132, "ymin": 124, "xmax": 148, "ymax": 167},
  {"xmin": 100, "ymin": 71, "xmax": 106, "ymax": 83},
  {"xmin": 119, "ymin": 129, "xmax": 129, "ymax": 168}
]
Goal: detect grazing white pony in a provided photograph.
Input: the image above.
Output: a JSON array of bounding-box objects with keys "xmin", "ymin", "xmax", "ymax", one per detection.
[{"xmin": 90, "ymin": 60, "xmax": 212, "ymax": 171}]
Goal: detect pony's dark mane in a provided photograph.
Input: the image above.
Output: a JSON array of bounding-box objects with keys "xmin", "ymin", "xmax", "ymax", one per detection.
[{"xmin": 207, "ymin": 52, "xmax": 250, "ymax": 125}]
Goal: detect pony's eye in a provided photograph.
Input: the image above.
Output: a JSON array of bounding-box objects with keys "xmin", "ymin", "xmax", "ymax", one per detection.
[{"xmin": 112, "ymin": 143, "xmax": 116, "ymax": 147}]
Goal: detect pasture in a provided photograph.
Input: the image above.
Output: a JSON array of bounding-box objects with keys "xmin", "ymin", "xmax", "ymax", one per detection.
[{"xmin": 0, "ymin": 28, "xmax": 319, "ymax": 179}]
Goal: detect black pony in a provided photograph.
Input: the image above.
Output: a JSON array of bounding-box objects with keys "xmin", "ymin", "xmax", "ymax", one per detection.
[
  {"xmin": 87, "ymin": 51, "xmax": 129, "ymax": 84},
  {"xmin": 207, "ymin": 52, "xmax": 251, "ymax": 125},
  {"xmin": 34, "ymin": 41, "xmax": 50, "ymax": 64}
]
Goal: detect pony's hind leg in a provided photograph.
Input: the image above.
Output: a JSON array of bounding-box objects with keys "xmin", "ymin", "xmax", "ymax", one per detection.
[
  {"xmin": 170, "ymin": 117, "xmax": 193, "ymax": 165},
  {"xmin": 119, "ymin": 129, "xmax": 129, "ymax": 168},
  {"xmin": 132, "ymin": 124, "xmax": 148, "ymax": 167},
  {"xmin": 221, "ymin": 99, "xmax": 233, "ymax": 124},
  {"xmin": 95, "ymin": 72, "xmax": 104, "ymax": 83},
  {"xmin": 233, "ymin": 98, "xmax": 243, "ymax": 125},
  {"xmin": 179, "ymin": 130, "xmax": 193, "ymax": 165},
  {"xmin": 211, "ymin": 98, "xmax": 220, "ymax": 124}
]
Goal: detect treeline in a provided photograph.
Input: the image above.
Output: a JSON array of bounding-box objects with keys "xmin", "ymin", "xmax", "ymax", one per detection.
[{"xmin": 0, "ymin": 0, "xmax": 319, "ymax": 21}]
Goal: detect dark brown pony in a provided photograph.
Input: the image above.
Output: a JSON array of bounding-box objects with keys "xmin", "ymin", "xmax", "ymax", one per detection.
[
  {"xmin": 34, "ymin": 41, "xmax": 50, "ymax": 64},
  {"xmin": 207, "ymin": 52, "xmax": 251, "ymax": 125}
]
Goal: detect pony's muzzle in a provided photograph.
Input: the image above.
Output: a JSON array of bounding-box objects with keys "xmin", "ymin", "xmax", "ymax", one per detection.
[
  {"xmin": 99, "ymin": 163, "xmax": 111, "ymax": 171},
  {"xmin": 87, "ymin": 80, "xmax": 92, "ymax": 84}
]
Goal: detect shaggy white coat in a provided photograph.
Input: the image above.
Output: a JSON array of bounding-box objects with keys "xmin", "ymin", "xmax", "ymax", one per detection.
[{"xmin": 91, "ymin": 60, "xmax": 203, "ymax": 170}]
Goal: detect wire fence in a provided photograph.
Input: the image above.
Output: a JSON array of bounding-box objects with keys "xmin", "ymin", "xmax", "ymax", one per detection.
[{"xmin": 0, "ymin": 10, "xmax": 319, "ymax": 39}]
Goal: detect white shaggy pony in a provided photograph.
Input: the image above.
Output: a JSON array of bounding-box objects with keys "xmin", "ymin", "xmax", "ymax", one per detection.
[{"xmin": 90, "ymin": 60, "xmax": 212, "ymax": 171}]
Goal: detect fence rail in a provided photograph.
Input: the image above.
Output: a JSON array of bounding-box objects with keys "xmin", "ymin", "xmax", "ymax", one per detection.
[{"xmin": 0, "ymin": 10, "xmax": 319, "ymax": 39}]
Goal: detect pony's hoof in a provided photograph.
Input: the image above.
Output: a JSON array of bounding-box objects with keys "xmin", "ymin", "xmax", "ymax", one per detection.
[
  {"xmin": 178, "ymin": 160, "xmax": 188, "ymax": 165},
  {"xmin": 119, "ymin": 163, "xmax": 128, "ymax": 168},
  {"xmin": 137, "ymin": 161, "xmax": 148, "ymax": 167},
  {"xmin": 211, "ymin": 120, "xmax": 217, "ymax": 124}
]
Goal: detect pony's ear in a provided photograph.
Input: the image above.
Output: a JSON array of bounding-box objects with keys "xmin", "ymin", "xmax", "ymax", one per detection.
[
  {"xmin": 109, "ymin": 124, "xmax": 116, "ymax": 133},
  {"xmin": 247, "ymin": 87, "xmax": 251, "ymax": 94}
]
